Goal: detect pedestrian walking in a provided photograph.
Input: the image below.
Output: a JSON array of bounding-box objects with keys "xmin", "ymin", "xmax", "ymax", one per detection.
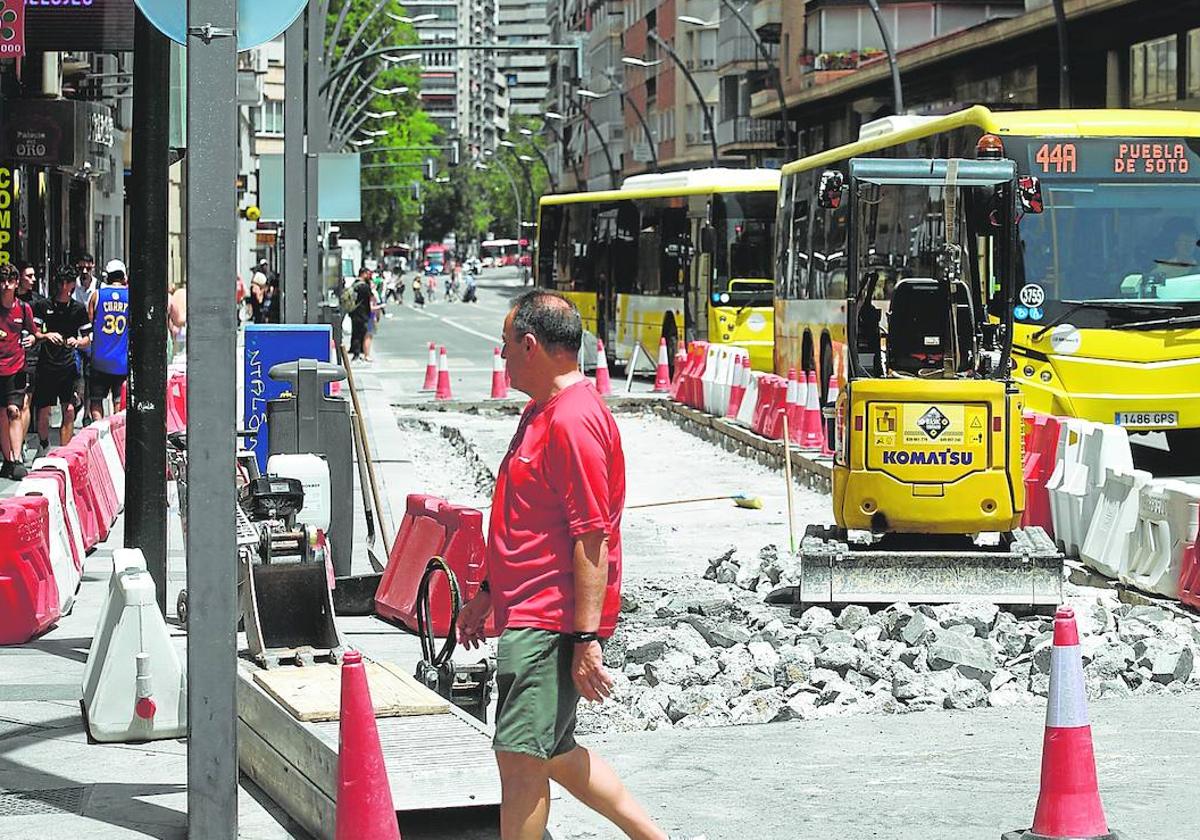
[
  {"xmin": 411, "ymin": 274, "xmax": 425, "ymax": 308},
  {"xmin": 71, "ymin": 253, "xmax": 97, "ymax": 308},
  {"xmin": 456, "ymin": 290, "xmax": 665, "ymax": 840},
  {"xmin": 33, "ymin": 265, "xmax": 90, "ymax": 449},
  {"xmin": 87, "ymin": 259, "xmax": 130, "ymax": 421},
  {"xmin": 0, "ymin": 264, "xmax": 36, "ymax": 479},
  {"xmin": 16, "ymin": 262, "xmax": 46, "ymax": 458},
  {"xmin": 348, "ymin": 267, "xmax": 373, "ymax": 361}
]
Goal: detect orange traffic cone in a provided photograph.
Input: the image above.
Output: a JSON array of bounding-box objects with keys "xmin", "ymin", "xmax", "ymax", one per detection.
[
  {"xmin": 799, "ymin": 370, "xmax": 824, "ymax": 451},
  {"xmin": 652, "ymin": 337, "xmax": 671, "ymax": 392},
  {"xmin": 420, "ymin": 341, "xmax": 438, "ymax": 391},
  {"xmin": 594, "ymin": 340, "xmax": 613, "ymax": 396},
  {"xmin": 1002, "ymin": 607, "xmax": 1122, "ymax": 840},
  {"xmin": 335, "ymin": 650, "xmax": 401, "ymax": 840},
  {"xmin": 822, "ymin": 375, "xmax": 840, "ymax": 457},
  {"xmin": 490, "ymin": 347, "xmax": 508, "ymax": 399},
  {"xmin": 726, "ymin": 355, "xmax": 750, "ymax": 418},
  {"xmin": 785, "ymin": 368, "xmax": 805, "ymax": 445},
  {"xmin": 434, "ymin": 346, "xmax": 452, "ymax": 401}
]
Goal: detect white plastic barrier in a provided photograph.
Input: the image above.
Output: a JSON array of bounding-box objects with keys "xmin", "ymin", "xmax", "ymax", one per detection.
[
  {"xmin": 1120, "ymin": 480, "xmax": 1200, "ymax": 599},
  {"xmin": 82, "ymin": 548, "xmax": 187, "ymax": 742},
  {"xmin": 736, "ymin": 370, "xmax": 762, "ymax": 427},
  {"xmin": 1046, "ymin": 418, "xmax": 1091, "ymax": 555},
  {"xmin": 91, "ymin": 419, "xmax": 126, "ymax": 510},
  {"xmin": 699, "ymin": 345, "xmax": 720, "ymax": 413},
  {"xmin": 15, "ymin": 477, "xmax": 80, "ymax": 615},
  {"xmin": 1080, "ymin": 467, "xmax": 1151, "ymax": 579},
  {"xmin": 1059, "ymin": 423, "xmax": 1132, "ymax": 558},
  {"xmin": 82, "ymin": 549, "xmax": 147, "ymax": 700},
  {"xmin": 30, "ymin": 455, "xmax": 88, "ymax": 564},
  {"xmin": 706, "ymin": 346, "xmax": 749, "ymax": 417}
]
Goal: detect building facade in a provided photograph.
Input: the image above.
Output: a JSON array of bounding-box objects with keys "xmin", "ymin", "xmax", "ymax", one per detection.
[{"xmin": 498, "ymin": 0, "xmax": 553, "ymax": 116}]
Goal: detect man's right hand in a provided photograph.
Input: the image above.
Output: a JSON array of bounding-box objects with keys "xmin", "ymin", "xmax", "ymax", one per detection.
[{"xmin": 456, "ymin": 590, "xmax": 492, "ymax": 650}]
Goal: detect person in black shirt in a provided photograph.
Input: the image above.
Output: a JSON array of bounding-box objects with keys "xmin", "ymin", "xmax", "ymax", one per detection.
[
  {"xmin": 34, "ymin": 266, "xmax": 91, "ymax": 448},
  {"xmin": 16, "ymin": 262, "xmax": 46, "ymax": 459},
  {"xmin": 348, "ymin": 267, "xmax": 373, "ymax": 360}
]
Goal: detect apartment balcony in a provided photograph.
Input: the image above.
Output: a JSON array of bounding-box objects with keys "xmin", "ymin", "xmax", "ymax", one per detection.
[
  {"xmin": 753, "ymin": 0, "xmax": 782, "ymax": 44},
  {"xmin": 716, "ymin": 16, "xmax": 778, "ymax": 73},
  {"xmin": 717, "ymin": 115, "xmax": 779, "ymax": 151}
]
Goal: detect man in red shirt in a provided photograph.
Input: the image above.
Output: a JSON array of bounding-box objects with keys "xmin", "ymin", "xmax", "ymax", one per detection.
[
  {"xmin": 0, "ymin": 264, "xmax": 36, "ymax": 479},
  {"xmin": 457, "ymin": 291, "xmax": 664, "ymax": 840}
]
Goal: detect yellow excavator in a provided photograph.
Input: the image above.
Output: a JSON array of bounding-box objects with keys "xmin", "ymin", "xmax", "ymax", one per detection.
[{"xmin": 797, "ymin": 156, "xmax": 1062, "ymax": 608}]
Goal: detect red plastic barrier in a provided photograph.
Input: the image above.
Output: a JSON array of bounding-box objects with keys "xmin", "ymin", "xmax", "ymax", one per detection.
[
  {"xmin": 1179, "ymin": 534, "xmax": 1200, "ymax": 611},
  {"xmin": 24, "ymin": 469, "xmax": 83, "ymax": 574},
  {"xmin": 375, "ymin": 495, "xmax": 450, "ymax": 627},
  {"xmin": 46, "ymin": 445, "xmax": 106, "ymax": 550},
  {"xmin": 108, "ymin": 412, "xmax": 127, "ymax": 466},
  {"xmin": 168, "ymin": 373, "xmax": 188, "ymax": 426},
  {"xmin": 0, "ymin": 497, "xmax": 60, "ymax": 645},
  {"xmin": 673, "ymin": 342, "xmax": 708, "ymax": 407},
  {"xmin": 75, "ymin": 430, "xmax": 119, "ymax": 528},
  {"xmin": 1022, "ymin": 412, "xmax": 1060, "ymax": 536},
  {"xmin": 759, "ymin": 376, "xmax": 790, "ymax": 440},
  {"xmin": 750, "ymin": 374, "xmax": 777, "ymax": 436},
  {"xmin": 375, "ymin": 495, "xmax": 490, "ymax": 637}
]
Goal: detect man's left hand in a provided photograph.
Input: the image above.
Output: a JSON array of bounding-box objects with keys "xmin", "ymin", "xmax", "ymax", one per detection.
[{"xmin": 571, "ymin": 640, "xmax": 613, "ymax": 702}]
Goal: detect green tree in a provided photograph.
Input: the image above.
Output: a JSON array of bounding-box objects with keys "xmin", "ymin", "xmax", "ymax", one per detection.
[{"xmin": 324, "ymin": 1, "xmax": 441, "ymax": 247}]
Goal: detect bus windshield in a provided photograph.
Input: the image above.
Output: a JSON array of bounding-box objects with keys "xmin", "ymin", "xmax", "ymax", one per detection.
[
  {"xmin": 1010, "ymin": 137, "xmax": 1200, "ymax": 323},
  {"xmin": 712, "ymin": 191, "xmax": 776, "ymax": 303}
]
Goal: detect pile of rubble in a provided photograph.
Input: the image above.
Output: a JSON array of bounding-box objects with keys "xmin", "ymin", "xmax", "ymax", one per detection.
[{"xmin": 577, "ymin": 545, "xmax": 1200, "ymax": 735}]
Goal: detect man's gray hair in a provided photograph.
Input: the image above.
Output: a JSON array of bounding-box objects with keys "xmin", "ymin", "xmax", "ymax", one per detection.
[{"xmin": 511, "ymin": 290, "xmax": 583, "ymax": 355}]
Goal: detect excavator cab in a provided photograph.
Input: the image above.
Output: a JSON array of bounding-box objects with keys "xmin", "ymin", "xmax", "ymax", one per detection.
[{"xmin": 797, "ymin": 157, "xmax": 1062, "ymax": 609}]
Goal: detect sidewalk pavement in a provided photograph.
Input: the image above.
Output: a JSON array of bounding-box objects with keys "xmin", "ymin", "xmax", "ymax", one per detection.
[{"xmin": 0, "ymin": 359, "xmax": 454, "ymax": 839}]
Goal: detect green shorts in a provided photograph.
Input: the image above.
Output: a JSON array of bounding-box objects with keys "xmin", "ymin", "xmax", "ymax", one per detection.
[{"xmin": 492, "ymin": 627, "xmax": 580, "ymax": 760}]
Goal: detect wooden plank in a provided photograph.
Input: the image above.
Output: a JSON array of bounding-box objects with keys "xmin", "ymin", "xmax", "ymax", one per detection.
[
  {"xmin": 251, "ymin": 659, "xmax": 450, "ymax": 722},
  {"xmin": 238, "ymin": 718, "xmax": 336, "ymax": 840}
]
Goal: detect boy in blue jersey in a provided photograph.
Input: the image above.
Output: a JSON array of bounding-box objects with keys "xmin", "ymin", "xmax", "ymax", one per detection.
[{"xmin": 87, "ymin": 259, "xmax": 130, "ymax": 422}]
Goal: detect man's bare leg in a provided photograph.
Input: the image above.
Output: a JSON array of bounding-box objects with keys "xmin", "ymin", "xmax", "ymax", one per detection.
[
  {"xmin": 60, "ymin": 403, "xmax": 76, "ymax": 446},
  {"xmin": 548, "ymin": 746, "xmax": 666, "ymax": 840},
  {"xmin": 496, "ymin": 751, "xmax": 551, "ymax": 840}
]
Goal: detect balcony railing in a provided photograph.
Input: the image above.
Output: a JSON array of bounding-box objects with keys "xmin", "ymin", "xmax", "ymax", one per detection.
[
  {"xmin": 717, "ymin": 115, "xmax": 778, "ymax": 148},
  {"xmin": 799, "ymin": 49, "xmax": 887, "ymax": 73}
]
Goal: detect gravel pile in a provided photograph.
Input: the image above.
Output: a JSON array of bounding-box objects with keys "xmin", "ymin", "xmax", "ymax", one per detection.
[{"xmin": 577, "ymin": 545, "xmax": 1200, "ymax": 734}]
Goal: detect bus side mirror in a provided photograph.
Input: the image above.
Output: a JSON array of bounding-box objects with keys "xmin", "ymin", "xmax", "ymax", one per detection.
[
  {"xmin": 1018, "ymin": 176, "xmax": 1044, "ymax": 214},
  {"xmin": 818, "ymin": 170, "xmax": 844, "ymax": 209}
]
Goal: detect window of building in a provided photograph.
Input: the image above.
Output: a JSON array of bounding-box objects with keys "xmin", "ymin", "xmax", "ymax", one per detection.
[
  {"xmin": 254, "ymin": 100, "xmax": 284, "ymax": 135},
  {"xmin": 1189, "ymin": 29, "xmax": 1200, "ymax": 98},
  {"xmin": 1130, "ymin": 35, "xmax": 1177, "ymax": 105}
]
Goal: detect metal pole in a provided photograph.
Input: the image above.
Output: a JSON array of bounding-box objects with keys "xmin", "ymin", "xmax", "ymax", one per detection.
[
  {"xmin": 864, "ymin": 0, "xmax": 903, "ymax": 114},
  {"xmin": 648, "ymin": 31, "xmax": 718, "ymax": 167},
  {"xmin": 717, "ymin": 0, "xmax": 793, "ymax": 160},
  {"xmin": 306, "ymin": 0, "xmax": 325, "ymax": 323},
  {"xmin": 1051, "ymin": 0, "xmax": 1071, "ymax": 107},
  {"xmin": 127, "ymin": 8, "xmax": 171, "ymax": 614},
  {"xmin": 544, "ymin": 122, "xmax": 582, "ymax": 190},
  {"xmin": 492, "ymin": 157, "xmax": 525, "ymax": 266},
  {"xmin": 283, "ymin": 10, "xmax": 306, "ymax": 323},
  {"xmin": 186, "ymin": 0, "xmax": 238, "ymax": 837},
  {"xmin": 528, "ymin": 143, "xmax": 558, "ymax": 192},
  {"xmin": 575, "ymin": 99, "xmax": 619, "ymax": 189}
]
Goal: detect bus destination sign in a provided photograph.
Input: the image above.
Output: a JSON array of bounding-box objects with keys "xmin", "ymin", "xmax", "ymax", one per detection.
[{"xmin": 1027, "ymin": 138, "xmax": 1200, "ymax": 179}]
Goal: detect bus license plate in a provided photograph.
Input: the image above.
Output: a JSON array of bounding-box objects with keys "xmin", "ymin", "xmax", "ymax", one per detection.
[{"xmin": 1115, "ymin": 411, "xmax": 1178, "ymax": 428}]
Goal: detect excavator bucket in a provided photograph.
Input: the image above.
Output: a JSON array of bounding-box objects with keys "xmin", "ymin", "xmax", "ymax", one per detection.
[{"xmin": 791, "ymin": 525, "xmax": 1062, "ymax": 610}]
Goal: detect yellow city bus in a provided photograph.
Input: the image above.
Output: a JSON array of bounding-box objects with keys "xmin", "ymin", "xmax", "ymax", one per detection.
[
  {"xmin": 536, "ymin": 168, "xmax": 780, "ymax": 372},
  {"xmin": 775, "ymin": 107, "xmax": 1200, "ymax": 456}
]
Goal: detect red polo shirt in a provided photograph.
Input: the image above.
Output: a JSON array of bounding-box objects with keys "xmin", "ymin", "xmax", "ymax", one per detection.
[
  {"xmin": 0, "ymin": 298, "xmax": 34, "ymax": 377},
  {"xmin": 487, "ymin": 379, "xmax": 624, "ymax": 637}
]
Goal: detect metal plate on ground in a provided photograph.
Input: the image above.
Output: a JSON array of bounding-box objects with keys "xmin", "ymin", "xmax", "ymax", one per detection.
[
  {"xmin": 0, "ymin": 787, "xmax": 90, "ymax": 817},
  {"xmin": 251, "ymin": 659, "xmax": 449, "ymax": 722}
]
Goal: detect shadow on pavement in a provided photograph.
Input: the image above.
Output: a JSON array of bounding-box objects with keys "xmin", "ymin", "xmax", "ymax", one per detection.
[
  {"xmin": 399, "ymin": 805, "xmax": 553, "ymax": 839},
  {"xmin": 17, "ymin": 636, "xmax": 93, "ymax": 665}
]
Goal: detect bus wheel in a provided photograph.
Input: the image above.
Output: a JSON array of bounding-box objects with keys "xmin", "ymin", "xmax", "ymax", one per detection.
[{"xmin": 1166, "ymin": 428, "xmax": 1200, "ymax": 459}]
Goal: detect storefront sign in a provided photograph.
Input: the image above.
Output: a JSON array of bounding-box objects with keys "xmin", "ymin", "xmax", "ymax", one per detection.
[
  {"xmin": 0, "ymin": 165, "xmax": 16, "ymax": 267},
  {"xmin": 24, "ymin": 0, "xmax": 134, "ymax": 53},
  {"xmin": 0, "ymin": 100, "xmax": 115, "ymax": 171},
  {"xmin": 0, "ymin": 1, "xmax": 25, "ymax": 57}
]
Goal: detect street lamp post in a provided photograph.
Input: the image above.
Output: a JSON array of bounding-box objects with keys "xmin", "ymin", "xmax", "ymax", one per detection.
[
  {"xmin": 864, "ymin": 0, "xmax": 904, "ymax": 114},
  {"xmin": 569, "ymin": 91, "xmax": 620, "ymax": 189},
  {"xmin": 519, "ymin": 127, "xmax": 559, "ymax": 192},
  {"xmin": 679, "ymin": 0, "xmax": 794, "ymax": 160},
  {"xmin": 642, "ymin": 31, "xmax": 719, "ymax": 167},
  {"xmin": 600, "ymin": 69, "xmax": 658, "ymax": 171},
  {"xmin": 542, "ymin": 118, "xmax": 583, "ymax": 190}
]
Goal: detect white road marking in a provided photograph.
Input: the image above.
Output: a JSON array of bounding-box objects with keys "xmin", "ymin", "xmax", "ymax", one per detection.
[{"xmin": 410, "ymin": 307, "xmax": 501, "ymax": 344}]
